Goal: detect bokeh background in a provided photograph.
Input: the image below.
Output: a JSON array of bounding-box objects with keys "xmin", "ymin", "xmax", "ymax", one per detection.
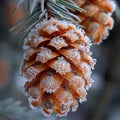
[{"xmin": 0, "ymin": 0, "xmax": 120, "ymax": 120}]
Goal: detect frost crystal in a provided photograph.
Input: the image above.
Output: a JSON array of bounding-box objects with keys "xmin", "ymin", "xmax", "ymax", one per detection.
[
  {"xmin": 58, "ymin": 20, "xmax": 69, "ymax": 28},
  {"xmin": 43, "ymin": 24, "xmax": 59, "ymax": 34},
  {"xmin": 25, "ymin": 66, "xmax": 40, "ymax": 81},
  {"xmin": 67, "ymin": 49, "xmax": 81, "ymax": 65},
  {"xmin": 23, "ymin": 28, "xmax": 47, "ymax": 49},
  {"xmin": 79, "ymin": 45, "xmax": 91, "ymax": 55},
  {"xmin": 28, "ymin": 97, "xmax": 39, "ymax": 110},
  {"xmin": 41, "ymin": 76, "xmax": 59, "ymax": 93},
  {"xmin": 45, "ymin": 18, "xmax": 69, "ymax": 29},
  {"xmin": 23, "ymin": 29, "xmax": 38, "ymax": 49},
  {"xmin": 28, "ymin": 87, "xmax": 40, "ymax": 99},
  {"xmin": 57, "ymin": 104, "xmax": 70, "ymax": 117},
  {"xmin": 31, "ymin": 36, "xmax": 45, "ymax": 47},
  {"xmin": 79, "ymin": 97, "xmax": 87, "ymax": 103},
  {"xmin": 84, "ymin": 35, "xmax": 91, "ymax": 44},
  {"xmin": 24, "ymin": 49, "xmax": 35, "ymax": 60},
  {"xmin": 52, "ymin": 57, "xmax": 71, "ymax": 75},
  {"xmin": 23, "ymin": 38, "xmax": 30, "ymax": 50},
  {"xmin": 49, "ymin": 36, "xmax": 68, "ymax": 50},
  {"xmin": 72, "ymin": 101, "xmax": 78, "ymax": 112},
  {"xmin": 36, "ymin": 47, "xmax": 52, "ymax": 63},
  {"xmin": 65, "ymin": 30, "xmax": 79, "ymax": 42},
  {"xmin": 84, "ymin": 55, "xmax": 96, "ymax": 69},
  {"xmin": 80, "ymin": 62, "xmax": 92, "ymax": 78},
  {"xmin": 77, "ymin": 87, "xmax": 87, "ymax": 103},
  {"xmin": 56, "ymin": 91, "xmax": 73, "ymax": 106},
  {"xmin": 69, "ymin": 76, "xmax": 85, "ymax": 88},
  {"xmin": 86, "ymin": 78, "xmax": 94, "ymax": 90},
  {"xmin": 41, "ymin": 108, "xmax": 53, "ymax": 117}
]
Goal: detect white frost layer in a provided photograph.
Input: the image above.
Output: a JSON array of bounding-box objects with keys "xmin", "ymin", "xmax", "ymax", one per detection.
[
  {"xmin": 69, "ymin": 76, "xmax": 85, "ymax": 88},
  {"xmin": 36, "ymin": 47, "xmax": 52, "ymax": 63},
  {"xmin": 25, "ymin": 66, "xmax": 40, "ymax": 81},
  {"xmin": 52, "ymin": 57, "xmax": 71, "ymax": 75},
  {"xmin": 28, "ymin": 87, "xmax": 40, "ymax": 99},
  {"xmin": 56, "ymin": 103, "xmax": 71, "ymax": 117},
  {"xmin": 24, "ymin": 49, "xmax": 35, "ymax": 60},
  {"xmin": 36, "ymin": 18, "xmax": 71, "ymax": 30},
  {"xmin": 41, "ymin": 76, "xmax": 59, "ymax": 93},
  {"xmin": 79, "ymin": 44, "xmax": 91, "ymax": 55},
  {"xmin": 77, "ymin": 87, "xmax": 87, "ymax": 103},
  {"xmin": 80, "ymin": 62, "xmax": 92, "ymax": 77},
  {"xmin": 79, "ymin": 97, "xmax": 87, "ymax": 103},
  {"xmin": 56, "ymin": 90, "xmax": 73, "ymax": 107},
  {"xmin": 28, "ymin": 97, "xmax": 39, "ymax": 110},
  {"xmin": 72, "ymin": 102, "xmax": 78, "ymax": 112},
  {"xmin": 23, "ymin": 29, "xmax": 40, "ymax": 50},
  {"xmin": 86, "ymin": 78, "xmax": 94, "ymax": 90},
  {"xmin": 49, "ymin": 36, "xmax": 68, "ymax": 50},
  {"xmin": 43, "ymin": 24, "xmax": 59, "ymax": 34},
  {"xmin": 41, "ymin": 108, "xmax": 53, "ymax": 117},
  {"xmin": 65, "ymin": 30, "xmax": 79, "ymax": 42},
  {"xmin": 67, "ymin": 49, "xmax": 81, "ymax": 65}
]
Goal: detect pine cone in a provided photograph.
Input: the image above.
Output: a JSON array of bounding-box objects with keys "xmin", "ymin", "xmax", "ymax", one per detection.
[
  {"xmin": 73, "ymin": 0, "xmax": 115, "ymax": 43},
  {"xmin": 21, "ymin": 18, "xmax": 96, "ymax": 116}
]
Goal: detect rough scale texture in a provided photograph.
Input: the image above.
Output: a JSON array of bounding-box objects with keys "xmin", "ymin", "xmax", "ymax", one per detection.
[
  {"xmin": 73, "ymin": 0, "xmax": 115, "ymax": 43},
  {"xmin": 21, "ymin": 18, "xmax": 96, "ymax": 116}
]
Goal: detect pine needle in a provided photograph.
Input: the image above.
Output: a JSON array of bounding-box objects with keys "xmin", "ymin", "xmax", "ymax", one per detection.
[{"xmin": 10, "ymin": 0, "xmax": 85, "ymax": 44}]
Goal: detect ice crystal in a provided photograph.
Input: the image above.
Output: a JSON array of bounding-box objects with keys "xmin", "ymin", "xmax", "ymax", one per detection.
[
  {"xmin": 56, "ymin": 90, "xmax": 73, "ymax": 106},
  {"xmin": 25, "ymin": 66, "xmax": 40, "ymax": 81},
  {"xmin": 24, "ymin": 49, "xmax": 35, "ymax": 60},
  {"xmin": 28, "ymin": 97, "xmax": 39, "ymax": 110},
  {"xmin": 69, "ymin": 76, "xmax": 85, "ymax": 88},
  {"xmin": 28, "ymin": 87, "xmax": 40, "ymax": 99},
  {"xmin": 57, "ymin": 104, "xmax": 70, "ymax": 117},
  {"xmin": 86, "ymin": 78, "xmax": 94, "ymax": 90},
  {"xmin": 79, "ymin": 44, "xmax": 91, "ymax": 55},
  {"xmin": 67, "ymin": 49, "xmax": 81, "ymax": 65},
  {"xmin": 77, "ymin": 87, "xmax": 87, "ymax": 103},
  {"xmin": 79, "ymin": 96, "xmax": 87, "ymax": 103},
  {"xmin": 41, "ymin": 108, "xmax": 53, "ymax": 117},
  {"xmin": 52, "ymin": 57, "xmax": 71, "ymax": 75},
  {"xmin": 80, "ymin": 62, "xmax": 92, "ymax": 78},
  {"xmin": 72, "ymin": 103, "xmax": 78, "ymax": 112},
  {"xmin": 49, "ymin": 36, "xmax": 68, "ymax": 50},
  {"xmin": 36, "ymin": 47, "xmax": 52, "ymax": 63},
  {"xmin": 65, "ymin": 30, "xmax": 79, "ymax": 42},
  {"xmin": 31, "ymin": 36, "xmax": 45, "ymax": 47},
  {"xmin": 43, "ymin": 24, "xmax": 59, "ymax": 34},
  {"xmin": 41, "ymin": 76, "xmax": 59, "ymax": 93}
]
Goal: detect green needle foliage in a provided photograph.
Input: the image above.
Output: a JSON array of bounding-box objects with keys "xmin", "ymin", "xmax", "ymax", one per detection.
[{"xmin": 10, "ymin": 0, "xmax": 85, "ymax": 42}]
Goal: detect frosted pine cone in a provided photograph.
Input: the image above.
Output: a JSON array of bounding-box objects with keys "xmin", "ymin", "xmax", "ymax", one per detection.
[
  {"xmin": 21, "ymin": 18, "xmax": 96, "ymax": 116},
  {"xmin": 73, "ymin": 0, "xmax": 115, "ymax": 43}
]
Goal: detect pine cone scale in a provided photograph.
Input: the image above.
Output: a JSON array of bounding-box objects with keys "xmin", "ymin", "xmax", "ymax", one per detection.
[
  {"xmin": 21, "ymin": 18, "xmax": 96, "ymax": 116},
  {"xmin": 73, "ymin": 0, "xmax": 114, "ymax": 43}
]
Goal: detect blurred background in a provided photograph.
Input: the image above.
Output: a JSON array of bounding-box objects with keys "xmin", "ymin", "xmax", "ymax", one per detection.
[{"xmin": 0, "ymin": 0, "xmax": 120, "ymax": 120}]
